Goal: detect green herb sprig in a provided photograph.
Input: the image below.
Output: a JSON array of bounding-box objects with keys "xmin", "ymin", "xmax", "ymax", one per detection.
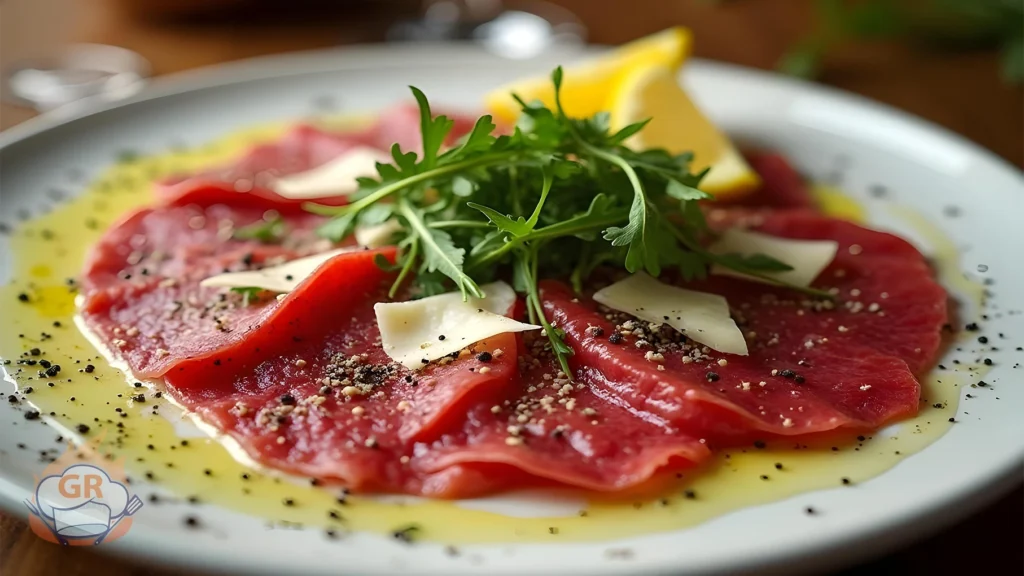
[{"xmin": 307, "ymin": 67, "xmax": 824, "ymax": 375}]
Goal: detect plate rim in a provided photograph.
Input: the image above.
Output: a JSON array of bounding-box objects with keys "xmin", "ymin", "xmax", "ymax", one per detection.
[{"xmin": 1, "ymin": 41, "xmax": 1022, "ymax": 576}]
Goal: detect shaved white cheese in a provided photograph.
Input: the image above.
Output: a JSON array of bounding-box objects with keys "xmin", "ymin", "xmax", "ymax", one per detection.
[
  {"xmin": 354, "ymin": 219, "xmax": 403, "ymax": 248},
  {"xmin": 708, "ymin": 228, "xmax": 838, "ymax": 288},
  {"xmin": 200, "ymin": 248, "xmax": 354, "ymax": 293},
  {"xmin": 375, "ymin": 281, "xmax": 539, "ymax": 369},
  {"xmin": 593, "ymin": 272, "xmax": 748, "ymax": 356},
  {"xmin": 272, "ymin": 146, "xmax": 389, "ymax": 199}
]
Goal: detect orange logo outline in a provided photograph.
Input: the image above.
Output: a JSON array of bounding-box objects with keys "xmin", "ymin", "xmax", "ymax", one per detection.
[{"xmin": 25, "ymin": 435, "xmax": 143, "ymax": 545}]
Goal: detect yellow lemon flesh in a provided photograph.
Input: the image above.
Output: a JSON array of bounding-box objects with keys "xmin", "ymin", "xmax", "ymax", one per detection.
[
  {"xmin": 484, "ymin": 27, "xmax": 692, "ymax": 124},
  {"xmin": 610, "ymin": 63, "xmax": 760, "ymax": 199}
]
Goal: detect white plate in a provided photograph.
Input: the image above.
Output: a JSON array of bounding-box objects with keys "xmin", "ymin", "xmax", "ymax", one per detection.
[{"xmin": 1, "ymin": 43, "xmax": 1022, "ymax": 576}]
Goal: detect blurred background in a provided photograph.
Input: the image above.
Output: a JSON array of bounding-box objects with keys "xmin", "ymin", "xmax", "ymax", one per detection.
[
  {"xmin": 1, "ymin": 0, "xmax": 1022, "ymax": 165},
  {"xmin": 0, "ymin": 0, "xmax": 1022, "ymax": 574}
]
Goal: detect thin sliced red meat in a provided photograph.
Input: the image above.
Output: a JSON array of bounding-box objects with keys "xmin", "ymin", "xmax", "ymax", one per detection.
[
  {"xmin": 157, "ymin": 105, "xmax": 481, "ymax": 209},
  {"xmin": 713, "ymin": 152, "xmax": 816, "ymax": 209},
  {"xmin": 78, "ymin": 130, "xmax": 944, "ymax": 497},
  {"xmin": 158, "ymin": 125, "xmax": 374, "ymax": 209},
  {"xmin": 79, "ymin": 193, "xmax": 337, "ymax": 376},
  {"xmin": 541, "ymin": 211, "xmax": 946, "ymax": 442},
  {"xmin": 161, "ymin": 252, "xmax": 706, "ymax": 497},
  {"xmin": 418, "ymin": 352, "xmax": 709, "ymax": 494},
  {"xmin": 160, "ymin": 249, "xmax": 525, "ymax": 495}
]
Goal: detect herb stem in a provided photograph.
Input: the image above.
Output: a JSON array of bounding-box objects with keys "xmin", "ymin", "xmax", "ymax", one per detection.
[
  {"xmin": 427, "ymin": 220, "xmax": 493, "ymax": 230},
  {"xmin": 306, "ymin": 152, "xmax": 518, "ymax": 217},
  {"xmin": 389, "ymin": 238, "xmax": 419, "ymax": 298},
  {"xmin": 516, "ymin": 246, "xmax": 573, "ymax": 378},
  {"xmin": 469, "ymin": 210, "xmax": 627, "ymax": 270}
]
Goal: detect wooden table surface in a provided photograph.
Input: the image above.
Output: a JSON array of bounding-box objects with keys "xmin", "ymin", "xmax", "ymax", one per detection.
[{"xmin": 1, "ymin": 0, "xmax": 1022, "ymax": 574}]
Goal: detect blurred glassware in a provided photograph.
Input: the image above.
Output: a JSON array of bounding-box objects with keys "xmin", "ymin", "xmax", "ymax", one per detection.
[
  {"xmin": 3, "ymin": 44, "xmax": 150, "ymax": 113},
  {"xmin": 387, "ymin": 0, "xmax": 587, "ymax": 59}
]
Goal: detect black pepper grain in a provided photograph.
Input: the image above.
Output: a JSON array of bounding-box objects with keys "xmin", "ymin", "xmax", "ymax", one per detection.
[
  {"xmin": 608, "ymin": 333, "xmax": 623, "ymax": 344},
  {"xmin": 476, "ymin": 351, "xmax": 492, "ymax": 363}
]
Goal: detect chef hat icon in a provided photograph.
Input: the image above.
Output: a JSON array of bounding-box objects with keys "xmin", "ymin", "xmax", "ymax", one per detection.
[{"xmin": 35, "ymin": 464, "xmax": 133, "ymax": 539}]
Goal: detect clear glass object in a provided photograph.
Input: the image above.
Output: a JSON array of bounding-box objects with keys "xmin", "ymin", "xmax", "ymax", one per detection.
[{"xmin": 387, "ymin": 0, "xmax": 587, "ymax": 59}]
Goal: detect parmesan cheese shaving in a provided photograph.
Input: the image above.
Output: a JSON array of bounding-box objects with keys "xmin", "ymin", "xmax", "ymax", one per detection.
[
  {"xmin": 375, "ymin": 281, "xmax": 539, "ymax": 369},
  {"xmin": 708, "ymin": 228, "xmax": 838, "ymax": 288},
  {"xmin": 354, "ymin": 219, "xmax": 403, "ymax": 248},
  {"xmin": 272, "ymin": 146, "xmax": 388, "ymax": 199},
  {"xmin": 199, "ymin": 248, "xmax": 354, "ymax": 293},
  {"xmin": 593, "ymin": 272, "xmax": 748, "ymax": 356}
]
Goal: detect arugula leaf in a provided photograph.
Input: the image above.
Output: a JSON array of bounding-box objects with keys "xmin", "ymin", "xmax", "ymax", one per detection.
[
  {"xmin": 450, "ymin": 175, "xmax": 474, "ymax": 197},
  {"xmin": 466, "ymin": 203, "xmax": 529, "ymax": 237},
  {"xmin": 234, "ymin": 217, "xmax": 287, "ymax": 243},
  {"xmin": 305, "ymin": 66, "xmax": 830, "ymax": 348},
  {"xmin": 358, "ymin": 203, "xmax": 395, "ymax": 227},
  {"xmin": 442, "ymin": 115, "xmax": 497, "ymax": 163},
  {"xmin": 390, "ymin": 143, "xmax": 418, "ymax": 174},
  {"xmin": 607, "ymin": 118, "xmax": 651, "ymax": 146},
  {"xmin": 316, "ymin": 211, "xmax": 358, "ymax": 242},
  {"xmin": 410, "ymin": 86, "xmax": 454, "ymax": 170},
  {"xmin": 714, "ymin": 253, "xmax": 795, "ymax": 273},
  {"xmin": 470, "ymin": 194, "xmax": 625, "ymax": 269},
  {"xmin": 397, "ymin": 199, "xmax": 483, "ymax": 300},
  {"xmin": 666, "ymin": 179, "xmax": 711, "ymax": 202},
  {"xmin": 467, "ymin": 166, "xmax": 553, "ymax": 239},
  {"xmin": 230, "ymin": 286, "xmax": 264, "ymax": 307}
]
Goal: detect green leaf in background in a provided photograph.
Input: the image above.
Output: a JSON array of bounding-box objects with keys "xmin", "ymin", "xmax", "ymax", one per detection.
[
  {"xmin": 777, "ymin": 42, "xmax": 825, "ymax": 79},
  {"xmin": 234, "ymin": 216, "xmax": 287, "ymax": 243},
  {"xmin": 780, "ymin": 0, "xmax": 1022, "ymax": 84},
  {"xmin": 1002, "ymin": 33, "xmax": 1024, "ymax": 83}
]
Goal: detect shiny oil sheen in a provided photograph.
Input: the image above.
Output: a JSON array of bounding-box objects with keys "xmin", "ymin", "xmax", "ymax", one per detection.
[{"xmin": 0, "ymin": 122, "xmax": 985, "ymax": 543}]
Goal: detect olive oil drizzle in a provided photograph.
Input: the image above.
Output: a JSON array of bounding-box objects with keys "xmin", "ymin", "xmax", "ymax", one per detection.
[{"xmin": 0, "ymin": 120, "xmax": 986, "ymax": 544}]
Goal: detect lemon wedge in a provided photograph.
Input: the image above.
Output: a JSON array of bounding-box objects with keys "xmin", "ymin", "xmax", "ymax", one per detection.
[
  {"xmin": 609, "ymin": 63, "xmax": 760, "ymax": 199},
  {"xmin": 484, "ymin": 27, "xmax": 692, "ymax": 124}
]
